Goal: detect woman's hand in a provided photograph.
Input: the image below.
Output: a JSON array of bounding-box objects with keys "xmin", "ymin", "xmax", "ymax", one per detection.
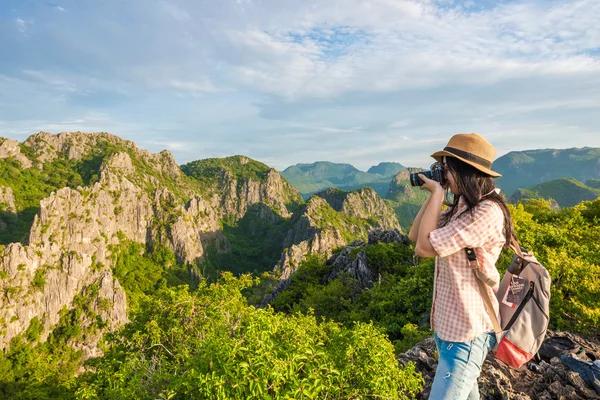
[{"xmin": 418, "ymin": 174, "xmax": 444, "ymax": 194}]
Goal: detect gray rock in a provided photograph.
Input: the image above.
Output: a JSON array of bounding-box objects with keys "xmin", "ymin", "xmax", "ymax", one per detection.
[{"xmin": 399, "ymin": 330, "xmax": 600, "ymax": 399}]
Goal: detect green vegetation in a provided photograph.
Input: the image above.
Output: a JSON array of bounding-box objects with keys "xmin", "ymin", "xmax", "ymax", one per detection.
[
  {"xmin": 109, "ymin": 236, "xmax": 191, "ymax": 311},
  {"xmin": 77, "ymin": 273, "xmax": 423, "ymax": 399},
  {"xmin": 508, "ymin": 199, "xmax": 600, "ymax": 334},
  {"xmin": 510, "ymin": 177, "xmax": 600, "ymax": 208},
  {"xmin": 182, "ymin": 155, "xmax": 272, "ymax": 191},
  {"xmin": 214, "ymin": 204, "xmax": 290, "ymax": 278},
  {"xmin": 269, "ymin": 243, "xmax": 435, "ymax": 355},
  {"xmin": 0, "ymin": 282, "xmax": 112, "ymax": 399}
]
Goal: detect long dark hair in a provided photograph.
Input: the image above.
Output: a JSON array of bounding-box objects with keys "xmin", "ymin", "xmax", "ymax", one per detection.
[{"xmin": 440, "ymin": 156, "xmax": 514, "ymax": 247}]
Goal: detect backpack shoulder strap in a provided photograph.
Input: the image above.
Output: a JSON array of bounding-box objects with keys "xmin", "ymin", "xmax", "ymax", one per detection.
[{"xmin": 465, "ymin": 248, "xmax": 502, "ymax": 334}]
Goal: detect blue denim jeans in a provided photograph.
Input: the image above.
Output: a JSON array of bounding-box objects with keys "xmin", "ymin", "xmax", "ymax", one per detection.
[{"xmin": 429, "ymin": 331, "xmax": 496, "ymax": 400}]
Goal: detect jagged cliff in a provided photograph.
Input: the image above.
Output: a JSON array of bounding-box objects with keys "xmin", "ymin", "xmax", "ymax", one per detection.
[
  {"xmin": 0, "ymin": 133, "xmax": 232, "ymax": 355},
  {"xmin": 182, "ymin": 155, "xmax": 303, "ymax": 219},
  {"xmin": 0, "ymin": 131, "xmax": 404, "ymax": 356},
  {"xmin": 275, "ymin": 187, "xmax": 401, "ymax": 279}
]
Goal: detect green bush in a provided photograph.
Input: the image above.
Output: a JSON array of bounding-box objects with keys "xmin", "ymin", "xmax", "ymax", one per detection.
[{"xmin": 77, "ymin": 273, "xmax": 423, "ymax": 399}]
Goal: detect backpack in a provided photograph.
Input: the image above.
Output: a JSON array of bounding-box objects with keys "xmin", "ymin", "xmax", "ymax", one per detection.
[{"xmin": 465, "ymin": 236, "xmax": 551, "ymax": 369}]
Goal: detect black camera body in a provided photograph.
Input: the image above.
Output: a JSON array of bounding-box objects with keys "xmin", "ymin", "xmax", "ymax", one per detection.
[{"xmin": 409, "ymin": 162, "xmax": 446, "ymax": 187}]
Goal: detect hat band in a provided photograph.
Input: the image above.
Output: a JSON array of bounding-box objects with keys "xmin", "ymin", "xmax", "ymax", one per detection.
[{"xmin": 444, "ymin": 147, "xmax": 493, "ymax": 169}]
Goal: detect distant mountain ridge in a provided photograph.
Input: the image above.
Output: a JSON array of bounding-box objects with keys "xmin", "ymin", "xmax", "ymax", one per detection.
[
  {"xmin": 509, "ymin": 177, "xmax": 600, "ymax": 208},
  {"xmin": 494, "ymin": 147, "xmax": 600, "ymax": 197},
  {"xmin": 280, "ymin": 161, "xmax": 405, "ymax": 199}
]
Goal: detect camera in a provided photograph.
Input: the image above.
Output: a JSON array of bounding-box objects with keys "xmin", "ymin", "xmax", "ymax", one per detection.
[{"xmin": 409, "ymin": 162, "xmax": 446, "ymax": 187}]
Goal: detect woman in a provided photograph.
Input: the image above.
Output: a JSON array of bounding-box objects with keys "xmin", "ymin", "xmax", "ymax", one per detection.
[{"xmin": 408, "ymin": 133, "xmax": 514, "ymax": 399}]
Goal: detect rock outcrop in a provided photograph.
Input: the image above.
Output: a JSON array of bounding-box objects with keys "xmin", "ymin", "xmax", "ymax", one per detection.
[
  {"xmin": 399, "ymin": 330, "xmax": 600, "ymax": 399},
  {"xmin": 265, "ymin": 228, "xmax": 409, "ymax": 306},
  {"xmin": 275, "ymin": 190, "xmax": 401, "ymax": 280},
  {"xmin": 0, "ymin": 186, "xmax": 17, "ymax": 229},
  {"xmin": 209, "ymin": 165, "xmax": 302, "ymax": 219},
  {"xmin": 316, "ymin": 187, "xmax": 399, "ymax": 229},
  {"xmin": 0, "ymin": 138, "xmax": 33, "ymax": 169}
]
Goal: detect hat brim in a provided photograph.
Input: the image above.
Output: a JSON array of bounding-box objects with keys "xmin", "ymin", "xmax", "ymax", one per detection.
[{"xmin": 431, "ymin": 150, "xmax": 502, "ymax": 178}]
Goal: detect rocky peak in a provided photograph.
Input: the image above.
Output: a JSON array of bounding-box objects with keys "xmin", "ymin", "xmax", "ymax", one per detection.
[
  {"xmin": 20, "ymin": 132, "xmax": 182, "ymax": 180},
  {"xmin": 0, "ymin": 138, "xmax": 33, "ymax": 169},
  {"xmin": 316, "ymin": 187, "xmax": 400, "ymax": 231},
  {"xmin": 183, "ymin": 156, "xmax": 303, "ymax": 219}
]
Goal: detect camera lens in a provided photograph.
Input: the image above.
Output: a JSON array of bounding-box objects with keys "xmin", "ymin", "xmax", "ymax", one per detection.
[{"xmin": 409, "ymin": 172, "xmax": 423, "ymax": 187}]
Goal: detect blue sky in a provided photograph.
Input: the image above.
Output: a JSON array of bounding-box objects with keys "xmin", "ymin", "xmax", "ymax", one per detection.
[{"xmin": 1, "ymin": 0, "xmax": 599, "ymax": 171}]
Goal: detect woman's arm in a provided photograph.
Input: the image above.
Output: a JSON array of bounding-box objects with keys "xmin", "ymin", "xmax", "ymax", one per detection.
[
  {"xmin": 414, "ymin": 174, "xmax": 445, "ymax": 257},
  {"xmin": 407, "ymin": 193, "xmax": 433, "ymax": 243}
]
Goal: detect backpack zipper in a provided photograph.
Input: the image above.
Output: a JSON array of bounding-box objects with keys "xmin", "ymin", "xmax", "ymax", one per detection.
[{"xmin": 504, "ymin": 281, "xmax": 535, "ymax": 331}]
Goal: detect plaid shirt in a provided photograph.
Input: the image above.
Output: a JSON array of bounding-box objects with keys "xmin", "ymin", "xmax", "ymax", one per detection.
[{"xmin": 428, "ymin": 196, "xmax": 505, "ymax": 342}]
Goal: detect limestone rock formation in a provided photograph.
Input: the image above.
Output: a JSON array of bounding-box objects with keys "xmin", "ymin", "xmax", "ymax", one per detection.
[
  {"xmin": 208, "ymin": 165, "xmax": 302, "ymax": 219},
  {"xmin": 0, "ymin": 138, "xmax": 33, "ymax": 169},
  {"xmin": 275, "ymin": 192, "xmax": 402, "ymax": 279},
  {"xmin": 316, "ymin": 187, "xmax": 399, "ymax": 230},
  {"xmin": 399, "ymin": 330, "xmax": 600, "ymax": 399},
  {"xmin": 0, "ymin": 137, "xmax": 229, "ymax": 357},
  {"xmin": 0, "ymin": 186, "xmax": 17, "ymax": 229},
  {"xmin": 265, "ymin": 228, "xmax": 410, "ymax": 306}
]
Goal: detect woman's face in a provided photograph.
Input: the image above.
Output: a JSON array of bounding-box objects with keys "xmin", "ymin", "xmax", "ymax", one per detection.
[{"xmin": 442, "ymin": 156, "xmax": 460, "ymax": 195}]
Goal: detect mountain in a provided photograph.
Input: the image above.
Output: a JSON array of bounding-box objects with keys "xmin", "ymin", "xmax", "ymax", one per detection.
[
  {"xmin": 280, "ymin": 161, "xmax": 404, "ymax": 199},
  {"xmin": 494, "ymin": 147, "xmax": 600, "ymax": 197},
  {"xmin": 367, "ymin": 162, "xmax": 405, "ymax": 177},
  {"xmin": 0, "ymin": 131, "xmax": 400, "ymax": 360},
  {"xmin": 384, "ymin": 168, "xmax": 428, "ymax": 230},
  {"xmin": 509, "ymin": 177, "xmax": 600, "ymax": 208}
]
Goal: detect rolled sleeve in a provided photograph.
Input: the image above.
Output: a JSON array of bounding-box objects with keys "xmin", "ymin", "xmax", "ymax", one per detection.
[{"xmin": 429, "ymin": 201, "xmax": 503, "ymax": 258}]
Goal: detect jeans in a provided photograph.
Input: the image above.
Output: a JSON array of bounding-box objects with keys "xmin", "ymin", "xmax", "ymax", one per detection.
[{"xmin": 429, "ymin": 331, "xmax": 496, "ymax": 400}]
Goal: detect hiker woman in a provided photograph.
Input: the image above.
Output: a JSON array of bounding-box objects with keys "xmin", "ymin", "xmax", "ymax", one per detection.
[{"xmin": 408, "ymin": 133, "xmax": 514, "ymax": 399}]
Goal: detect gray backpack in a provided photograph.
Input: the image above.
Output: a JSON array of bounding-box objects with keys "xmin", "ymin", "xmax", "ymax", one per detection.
[{"xmin": 465, "ymin": 237, "xmax": 551, "ymax": 368}]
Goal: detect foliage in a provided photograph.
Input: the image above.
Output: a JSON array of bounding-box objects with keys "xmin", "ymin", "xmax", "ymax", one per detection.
[
  {"xmin": 508, "ymin": 199, "xmax": 600, "ymax": 334},
  {"xmin": 0, "ymin": 157, "xmax": 85, "ymax": 244},
  {"xmin": 109, "ymin": 238, "xmax": 191, "ymax": 312},
  {"xmin": 215, "ymin": 204, "xmax": 291, "ymax": 278},
  {"xmin": 0, "ymin": 281, "xmax": 115, "ymax": 400},
  {"xmin": 182, "ymin": 156, "xmax": 272, "ymax": 191},
  {"xmin": 510, "ymin": 177, "xmax": 600, "ymax": 208},
  {"xmin": 77, "ymin": 273, "xmax": 423, "ymax": 399},
  {"xmin": 270, "ymin": 244, "xmax": 435, "ymax": 355}
]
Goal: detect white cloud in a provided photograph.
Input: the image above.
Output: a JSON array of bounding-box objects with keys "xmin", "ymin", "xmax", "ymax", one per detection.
[{"xmin": 14, "ymin": 18, "xmax": 27, "ymax": 33}]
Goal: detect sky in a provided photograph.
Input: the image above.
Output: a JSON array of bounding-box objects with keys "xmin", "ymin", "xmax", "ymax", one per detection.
[{"xmin": 1, "ymin": 0, "xmax": 599, "ymax": 171}]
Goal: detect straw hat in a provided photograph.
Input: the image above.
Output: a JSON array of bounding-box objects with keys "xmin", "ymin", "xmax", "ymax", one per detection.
[{"xmin": 431, "ymin": 133, "xmax": 501, "ymax": 178}]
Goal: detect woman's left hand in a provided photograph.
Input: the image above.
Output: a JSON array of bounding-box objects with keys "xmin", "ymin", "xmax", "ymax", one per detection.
[{"xmin": 418, "ymin": 174, "xmax": 444, "ymax": 194}]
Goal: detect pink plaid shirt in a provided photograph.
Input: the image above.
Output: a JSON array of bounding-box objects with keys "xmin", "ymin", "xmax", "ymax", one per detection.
[{"xmin": 428, "ymin": 196, "xmax": 505, "ymax": 342}]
